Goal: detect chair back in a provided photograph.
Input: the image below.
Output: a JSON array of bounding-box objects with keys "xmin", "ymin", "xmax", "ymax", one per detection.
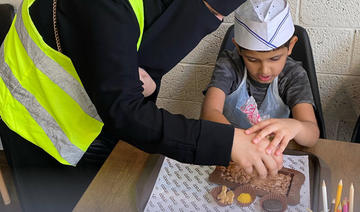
[
  {"xmin": 351, "ymin": 116, "xmax": 360, "ymax": 143},
  {"xmin": 217, "ymin": 25, "xmax": 327, "ymax": 138},
  {"xmin": 292, "ymin": 25, "xmax": 326, "ymax": 138}
]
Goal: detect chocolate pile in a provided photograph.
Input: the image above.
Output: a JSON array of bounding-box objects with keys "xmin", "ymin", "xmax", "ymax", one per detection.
[
  {"xmin": 249, "ymin": 173, "xmax": 291, "ymax": 196},
  {"xmin": 209, "ymin": 162, "xmax": 305, "ymax": 205},
  {"xmin": 217, "ymin": 162, "xmax": 291, "ymax": 195},
  {"xmin": 218, "ymin": 162, "xmax": 256, "ymax": 184}
]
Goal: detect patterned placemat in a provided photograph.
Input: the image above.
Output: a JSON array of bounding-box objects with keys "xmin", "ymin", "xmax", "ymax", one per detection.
[{"xmin": 144, "ymin": 155, "xmax": 310, "ymax": 212}]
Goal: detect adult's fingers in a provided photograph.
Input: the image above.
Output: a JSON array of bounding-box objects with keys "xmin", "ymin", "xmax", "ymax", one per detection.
[
  {"xmin": 253, "ymin": 159, "xmax": 267, "ymax": 179},
  {"xmin": 262, "ymin": 154, "xmax": 278, "ymax": 176},
  {"xmin": 273, "ymin": 152, "xmax": 283, "ymax": 169},
  {"xmin": 244, "ymin": 166, "xmax": 253, "ymax": 175}
]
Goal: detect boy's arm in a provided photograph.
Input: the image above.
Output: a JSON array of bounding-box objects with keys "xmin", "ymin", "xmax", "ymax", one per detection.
[
  {"xmin": 246, "ymin": 103, "xmax": 319, "ymax": 155},
  {"xmin": 201, "ymin": 87, "xmax": 283, "ymax": 177},
  {"xmin": 200, "ymin": 87, "xmax": 231, "ymax": 125},
  {"xmin": 291, "ymin": 103, "xmax": 320, "ymax": 146}
]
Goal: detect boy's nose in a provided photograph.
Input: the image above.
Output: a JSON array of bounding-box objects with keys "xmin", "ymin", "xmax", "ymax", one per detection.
[{"xmin": 259, "ymin": 63, "xmax": 271, "ymax": 75}]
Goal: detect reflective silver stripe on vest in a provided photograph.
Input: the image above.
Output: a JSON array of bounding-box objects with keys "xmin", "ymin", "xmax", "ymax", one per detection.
[
  {"xmin": 0, "ymin": 44, "xmax": 84, "ymax": 165},
  {"xmin": 15, "ymin": 3, "xmax": 102, "ymax": 122}
]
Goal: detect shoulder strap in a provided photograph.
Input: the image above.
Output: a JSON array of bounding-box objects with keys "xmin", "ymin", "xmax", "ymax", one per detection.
[{"xmin": 53, "ymin": 0, "xmax": 62, "ymax": 52}]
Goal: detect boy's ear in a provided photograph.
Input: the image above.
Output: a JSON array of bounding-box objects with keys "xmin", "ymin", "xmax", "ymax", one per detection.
[
  {"xmin": 232, "ymin": 37, "xmax": 237, "ymax": 46},
  {"xmin": 232, "ymin": 38, "xmax": 242, "ymax": 54},
  {"xmin": 287, "ymin": 36, "xmax": 298, "ymax": 56}
]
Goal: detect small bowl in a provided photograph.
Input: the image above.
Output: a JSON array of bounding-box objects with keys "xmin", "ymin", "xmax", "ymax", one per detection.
[
  {"xmin": 210, "ymin": 185, "xmax": 235, "ymax": 207},
  {"xmin": 233, "ymin": 185, "xmax": 256, "ymax": 207}
]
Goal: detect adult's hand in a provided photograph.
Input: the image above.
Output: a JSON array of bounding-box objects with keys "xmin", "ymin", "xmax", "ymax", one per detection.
[
  {"xmin": 203, "ymin": 1, "xmax": 224, "ymax": 21},
  {"xmin": 231, "ymin": 128, "xmax": 282, "ymax": 178},
  {"xmin": 138, "ymin": 67, "xmax": 156, "ymax": 97},
  {"xmin": 203, "ymin": 0, "xmax": 246, "ymax": 17}
]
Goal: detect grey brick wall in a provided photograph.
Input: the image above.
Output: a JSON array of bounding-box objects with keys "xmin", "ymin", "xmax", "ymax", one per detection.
[{"xmin": 158, "ymin": 0, "xmax": 360, "ymax": 141}]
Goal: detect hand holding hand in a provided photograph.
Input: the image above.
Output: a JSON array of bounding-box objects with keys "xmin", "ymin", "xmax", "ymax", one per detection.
[
  {"xmin": 231, "ymin": 128, "xmax": 282, "ymax": 178},
  {"xmin": 245, "ymin": 118, "xmax": 302, "ymax": 156}
]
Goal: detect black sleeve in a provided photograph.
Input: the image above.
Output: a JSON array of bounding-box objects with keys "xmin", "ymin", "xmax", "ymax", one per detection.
[
  {"xmin": 139, "ymin": 0, "xmax": 221, "ymax": 73},
  {"xmin": 52, "ymin": 0, "xmax": 235, "ymax": 166},
  {"xmin": 205, "ymin": 0, "xmax": 246, "ymax": 16}
]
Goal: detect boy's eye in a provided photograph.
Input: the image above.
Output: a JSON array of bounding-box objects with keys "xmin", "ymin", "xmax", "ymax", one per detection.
[
  {"xmin": 270, "ymin": 56, "xmax": 281, "ymax": 61},
  {"xmin": 247, "ymin": 57, "xmax": 257, "ymax": 62}
]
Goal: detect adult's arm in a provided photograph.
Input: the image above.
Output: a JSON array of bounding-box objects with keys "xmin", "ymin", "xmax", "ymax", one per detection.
[
  {"xmin": 50, "ymin": 0, "xmax": 235, "ymax": 166},
  {"xmin": 30, "ymin": 0, "xmax": 282, "ymax": 175}
]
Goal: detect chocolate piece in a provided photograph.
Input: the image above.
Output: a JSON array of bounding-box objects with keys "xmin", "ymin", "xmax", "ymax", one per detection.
[
  {"xmin": 285, "ymin": 168, "xmax": 305, "ymax": 205},
  {"xmin": 208, "ymin": 163, "xmax": 305, "ymax": 206},
  {"xmin": 262, "ymin": 199, "xmax": 283, "ymax": 212},
  {"xmin": 260, "ymin": 193, "xmax": 287, "ymax": 212},
  {"xmin": 221, "ymin": 162, "xmax": 254, "ymax": 184},
  {"xmin": 250, "ymin": 172, "xmax": 292, "ymax": 196},
  {"xmin": 208, "ymin": 166, "xmax": 244, "ymax": 189}
]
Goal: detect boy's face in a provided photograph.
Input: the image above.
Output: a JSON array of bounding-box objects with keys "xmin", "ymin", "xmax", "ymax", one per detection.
[{"xmin": 234, "ymin": 36, "xmax": 298, "ymax": 84}]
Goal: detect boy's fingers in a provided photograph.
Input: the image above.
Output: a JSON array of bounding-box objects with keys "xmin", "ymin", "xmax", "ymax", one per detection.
[
  {"xmin": 253, "ymin": 132, "xmax": 267, "ymax": 143},
  {"xmin": 245, "ymin": 125, "xmax": 260, "ymax": 135},
  {"xmin": 254, "ymin": 126, "xmax": 276, "ymax": 143},
  {"xmin": 276, "ymin": 137, "xmax": 289, "ymax": 155},
  {"xmin": 266, "ymin": 134, "xmax": 282, "ymax": 154},
  {"xmin": 245, "ymin": 119, "xmax": 271, "ymax": 134}
]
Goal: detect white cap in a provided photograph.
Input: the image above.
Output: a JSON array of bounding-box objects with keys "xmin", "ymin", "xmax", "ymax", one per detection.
[{"xmin": 234, "ymin": 0, "xmax": 294, "ymax": 51}]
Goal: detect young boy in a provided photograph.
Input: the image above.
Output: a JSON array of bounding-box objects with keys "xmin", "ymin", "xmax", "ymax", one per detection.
[{"xmin": 201, "ymin": 0, "xmax": 319, "ymax": 158}]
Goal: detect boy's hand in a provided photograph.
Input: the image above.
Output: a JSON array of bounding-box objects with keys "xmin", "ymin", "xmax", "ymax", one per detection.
[{"xmin": 244, "ymin": 118, "xmax": 302, "ymax": 156}]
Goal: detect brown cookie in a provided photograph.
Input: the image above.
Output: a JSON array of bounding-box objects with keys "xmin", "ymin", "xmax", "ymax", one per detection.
[{"xmin": 281, "ymin": 168, "xmax": 305, "ymax": 205}]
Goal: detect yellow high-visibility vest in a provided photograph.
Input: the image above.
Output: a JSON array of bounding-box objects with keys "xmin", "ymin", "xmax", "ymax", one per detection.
[{"xmin": 0, "ymin": 0, "xmax": 144, "ymax": 165}]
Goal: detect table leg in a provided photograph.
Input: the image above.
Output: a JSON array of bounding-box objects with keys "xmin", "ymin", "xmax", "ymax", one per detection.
[{"xmin": 0, "ymin": 169, "xmax": 10, "ymax": 205}]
